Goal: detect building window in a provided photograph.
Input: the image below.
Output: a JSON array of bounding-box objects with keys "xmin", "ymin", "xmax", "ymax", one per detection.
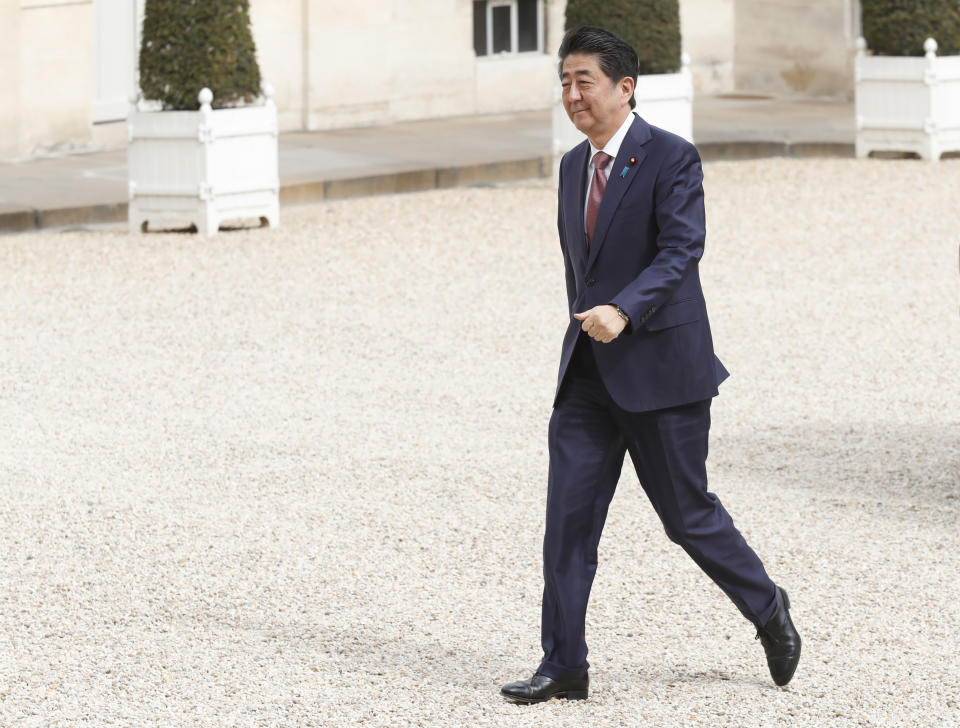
[{"xmin": 473, "ymin": 0, "xmax": 543, "ymax": 57}]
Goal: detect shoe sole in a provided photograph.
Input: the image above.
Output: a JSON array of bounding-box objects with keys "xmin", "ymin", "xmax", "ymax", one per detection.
[{"xmin": 500, "ymin": 690, "xmax": 588, "ymax": 705}]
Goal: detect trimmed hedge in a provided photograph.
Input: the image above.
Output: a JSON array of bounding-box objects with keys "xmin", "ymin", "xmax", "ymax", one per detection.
[
  {"xmin": 564, "ymin": 0, "xmax": 681, "ymax": 74},
  {"xmin": 861, "ymin": 0, "xmax": 960, "ymax": 56},
  {"xmin": 139, "ymin": 0, "xmax": 262, "ymax": 110}
]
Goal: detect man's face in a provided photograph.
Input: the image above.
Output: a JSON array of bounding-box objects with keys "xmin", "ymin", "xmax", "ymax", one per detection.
[{"xmin": 560, "ymin": 53, "xmax": 634, "ymax": 142}]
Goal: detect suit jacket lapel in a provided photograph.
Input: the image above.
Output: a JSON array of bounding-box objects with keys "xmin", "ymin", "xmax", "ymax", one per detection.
[
  {"xmin": 586, "ymin": 115, "xmax": 653, "ymax": 272},
  {"xmin": 562, "ymin": 141, "xmax": 591, "ymax": 274}
]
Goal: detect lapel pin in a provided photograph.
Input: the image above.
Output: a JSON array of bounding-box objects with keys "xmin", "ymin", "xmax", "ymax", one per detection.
[
  {"xmin": 620, "ymin": 166, "xmax": 629, "ymax": 178},
  {"xmin": 629, "ymin": 156, "xmax": 637, "ymax": 165}
]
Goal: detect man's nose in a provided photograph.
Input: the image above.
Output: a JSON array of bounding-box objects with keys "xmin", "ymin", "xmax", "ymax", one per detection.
[{"xmin": 567, "ymin": 83, "xmax": 581, "ymax": 101}]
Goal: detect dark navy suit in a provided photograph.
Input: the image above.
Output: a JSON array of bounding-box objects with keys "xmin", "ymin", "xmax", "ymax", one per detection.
[{"xmin": 538, "ymin": 114, "xmax": 778, "ymax": 681}]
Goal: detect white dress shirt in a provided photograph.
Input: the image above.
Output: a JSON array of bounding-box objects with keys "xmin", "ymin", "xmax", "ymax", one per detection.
[{"xmin": 583, "ymin": 111, "xmax": 638, "ymax": 228}]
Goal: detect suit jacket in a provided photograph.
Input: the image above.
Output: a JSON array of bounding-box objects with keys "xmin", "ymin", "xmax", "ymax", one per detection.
[{"xmin": 556, "ymin": 113, "xmax": 729, "ymax": 412}]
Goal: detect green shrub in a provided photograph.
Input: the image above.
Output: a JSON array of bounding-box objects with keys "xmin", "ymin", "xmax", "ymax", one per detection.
[
  {"xmin": 564, "ymin": 0, "xmax": 681, "ymax": 74},
  {"xmin": 861, "ymin": 0, "xmax": 960, "ymax": 56},
  {"xmin": 139, "ymin": 0, "xmax": 262, "ymax": 110}
]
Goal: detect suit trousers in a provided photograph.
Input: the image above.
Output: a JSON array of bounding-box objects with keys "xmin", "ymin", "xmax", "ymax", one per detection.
[{"xmin": 538, "ymin": 334, "xmax": 778, "ymax": 681}]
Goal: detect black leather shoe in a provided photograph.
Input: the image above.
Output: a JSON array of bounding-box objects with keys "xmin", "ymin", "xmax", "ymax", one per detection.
[
  {"xmin": 500, "ymin": 672, "xmax": 589, "ymax": 704},
  {"xmin": 756, "ymin": 585, "xmax": 802, "ymax": 686}
]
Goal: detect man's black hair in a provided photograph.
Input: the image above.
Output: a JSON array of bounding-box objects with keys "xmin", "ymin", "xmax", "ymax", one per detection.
[{"xmin": 558, "ymin": 25, "xmax": 639, "ymax": 109}]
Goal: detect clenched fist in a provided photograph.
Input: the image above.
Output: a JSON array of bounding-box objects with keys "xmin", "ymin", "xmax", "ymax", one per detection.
[{"xmin": 574, "ymin": 305, "xmax": 627, "ymax": 344}]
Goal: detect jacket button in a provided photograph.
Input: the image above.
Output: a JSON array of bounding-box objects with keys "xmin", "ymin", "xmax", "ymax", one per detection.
[{"xmin": 586, "ymin": 278, "xmax": 596, "ymax": 287}]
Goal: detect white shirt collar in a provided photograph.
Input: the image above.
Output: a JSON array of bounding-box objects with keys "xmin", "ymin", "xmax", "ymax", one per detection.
[{"xmin": 588, "ymin": 111, "xmax": 637, "ymax": 170}]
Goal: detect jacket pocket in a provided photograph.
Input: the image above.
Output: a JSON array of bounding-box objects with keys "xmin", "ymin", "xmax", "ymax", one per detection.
[{"xmin": 645, "ymin": 298, "xmax": 700, "ymax": 332}]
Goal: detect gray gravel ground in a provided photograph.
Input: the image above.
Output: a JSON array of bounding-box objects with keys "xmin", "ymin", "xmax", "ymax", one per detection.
[{"xmin": 1, "ymin": 158, "xmax": 958, "ymax": 728}]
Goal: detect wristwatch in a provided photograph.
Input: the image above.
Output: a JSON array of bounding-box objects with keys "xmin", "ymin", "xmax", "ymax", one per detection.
[{"xmin": 615, "ymin": 305, "xmax": 630, "ymax": 323}]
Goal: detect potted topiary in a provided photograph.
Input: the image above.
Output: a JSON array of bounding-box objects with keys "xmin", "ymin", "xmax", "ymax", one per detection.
[
  {"xmin": 128, "ymin": 0, "xmax": 279, "ymax": 233},
  {"xmin": 856, "ymin": 0, "xmax": 960, "ymax": 160},
  {"xmin": 553, "ymin": 0, "xmax": 692, "ymax": 174}
]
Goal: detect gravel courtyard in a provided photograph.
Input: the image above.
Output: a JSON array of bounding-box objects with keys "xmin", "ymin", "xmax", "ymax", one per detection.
[{"xmin": 1, "ymin": 157, "xmax": 958, "ymax": 728}]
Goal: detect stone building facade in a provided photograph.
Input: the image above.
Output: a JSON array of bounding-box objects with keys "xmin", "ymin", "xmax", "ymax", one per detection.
[{"xmin": 0, "ymin": 0, "xmax": 861, "ymax": 161}]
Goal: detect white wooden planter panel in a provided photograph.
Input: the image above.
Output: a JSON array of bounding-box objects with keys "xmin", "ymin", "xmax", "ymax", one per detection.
[
  {"xmin": 128, "ymin": 87, "xmax": 279, "ymax": 234},
  {"xmin": 552, "ymin": 54, "xmax": 693, "ymax": 183},
  {"xmin": 856, "ymin": 38, "xmax": 960, "ymax": 161}
]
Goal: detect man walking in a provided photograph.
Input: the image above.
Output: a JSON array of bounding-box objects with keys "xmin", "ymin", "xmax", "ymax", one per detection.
[{"xmin": 500, "ymin": 26, "xmax": 801, "ymax": 704}]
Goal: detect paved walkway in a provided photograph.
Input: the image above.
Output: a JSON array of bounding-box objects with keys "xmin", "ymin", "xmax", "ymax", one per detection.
[{"xmin": 0, "ymin": 94, "xmax": 854, "ymax": 233}]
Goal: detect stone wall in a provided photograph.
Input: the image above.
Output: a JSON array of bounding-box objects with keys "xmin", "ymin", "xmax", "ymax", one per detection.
[
  {"xmin": 2, "ymin": 0, "xmax": 94, "ymax": 160},
  {"xmin": 248, "ymin": 0, "xmax": 304, "ymax": 133},
  {"xmin": 0, "ymin": 2, "xmax": 21, "ymax": 160},
  {"xmin": 0, "ymin": 0, "xmax": 558, "ymax": 156},
  {"xmin": 681, "ymin": 0, "xmax": 735, "ymax": 94},
  {"xmin": 734, "ymin": 0, "xmax": 855, "ymax": 98},
  {"xmin": 251, "ymin": 0, "xmax": 556, "ymax": 132},
  {"xmin": 0, "ymin": 0, "xmax": 862, "ymax": 159}
]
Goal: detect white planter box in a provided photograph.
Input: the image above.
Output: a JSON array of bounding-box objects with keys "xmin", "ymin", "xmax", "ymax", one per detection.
[
  {"xmin": 128, "ymin": 86, "xmax": 279, "ymax": 234},
  {"xmin": 553, "ymin": 53, "xmax": 693, "ymax": 181},
  {"xmin": 855, "ymin": 37, "xmax": 960, "ymax": 161}
]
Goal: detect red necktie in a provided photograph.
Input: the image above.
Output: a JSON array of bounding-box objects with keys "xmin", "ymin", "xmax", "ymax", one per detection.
[{"xmin": 586, "ymin": 150, "xmax": 612, "ymax": 247}]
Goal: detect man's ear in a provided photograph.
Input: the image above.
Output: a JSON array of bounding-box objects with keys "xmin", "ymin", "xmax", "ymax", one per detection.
[{"xmin": 620, "ymin": 76, "xmax": 636, "ymax": 105}]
